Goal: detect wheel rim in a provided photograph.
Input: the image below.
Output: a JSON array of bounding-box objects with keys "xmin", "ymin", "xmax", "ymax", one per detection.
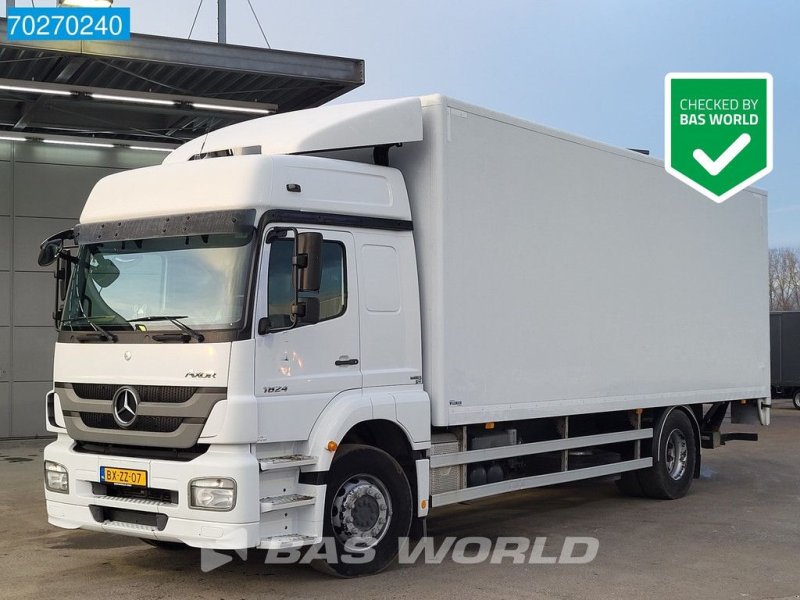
[
  {"xmin": 330, "ymin": 473, "xmax": 393, "ymax": 551},
  {"xmin": 665, "ymin": 428, "xmax": 688, "ymax": 480}
]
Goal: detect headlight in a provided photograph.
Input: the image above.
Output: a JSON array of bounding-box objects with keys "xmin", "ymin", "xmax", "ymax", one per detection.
[
  {"xmin": 189, "ymin": 477, "xmax": 236, "ymax": 511},
  {"xmin": 44, "ymin": 461, "xmax": 69, "ymax": 493}
]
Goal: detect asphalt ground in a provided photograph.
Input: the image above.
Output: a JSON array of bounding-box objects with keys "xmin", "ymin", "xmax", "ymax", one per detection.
[{"xmin": 1, "ymin": 401, "xmax": 799, "ymax": 600}]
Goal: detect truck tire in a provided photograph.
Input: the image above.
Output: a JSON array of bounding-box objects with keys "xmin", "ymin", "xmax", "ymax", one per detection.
[
  {"xmin": 793, "ymin": 391, "xmax": 800, "ymax": 410},
  {"xmin": 312, "ymin": 444, "xmax": 413, "ymax": 577},
  {"xmin": 637, "ymin": 409, "xmax": 697, "ymax": 500}
]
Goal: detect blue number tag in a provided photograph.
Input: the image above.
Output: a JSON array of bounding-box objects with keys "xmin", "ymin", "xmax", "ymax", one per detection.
[{"xmin": 7, "ymin": 7, "xmax": 131, "ymax": 42}]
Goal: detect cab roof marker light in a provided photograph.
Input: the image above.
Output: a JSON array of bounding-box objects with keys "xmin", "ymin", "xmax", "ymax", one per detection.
[
  {"xmin": 43, "ymin": 139, "xmax": 115, "ymax": 149},
  {"xmin": 0, "ymin": 84, "xmax": 72, "ymax": 97},
  {"xmin": 192, "ymin": 102, "xmax": 274, "ymax": 115},
  {"xmin": 91, "ymin": 93, "xmax": 176, "ymax": 107}
]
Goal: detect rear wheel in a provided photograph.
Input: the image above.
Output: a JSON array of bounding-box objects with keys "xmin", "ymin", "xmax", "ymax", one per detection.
[
  {"xmin": 638, "ymin": 409, "xmax": 697, "ymax": 499},
  {"xmin": 312, "ymin": 444, "xmax": 412, "ymax": 577},
  {"xmin": 792, "ymin": 391, "xmax": 800, "ymax": 410}
]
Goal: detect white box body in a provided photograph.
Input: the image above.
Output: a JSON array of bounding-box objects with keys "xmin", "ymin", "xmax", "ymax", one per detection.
[{"xmin": 391, "ymin": 96, "xmax": 769, "ymax": 427}]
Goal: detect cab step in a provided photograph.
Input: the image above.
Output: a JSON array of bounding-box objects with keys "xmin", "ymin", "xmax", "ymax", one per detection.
[
  {"xmin": 257, "ymin": 534, "xmax": 319, "ymax": 550},
  {"xmin": 259, "ymin": 493, "xmax": 316, "ymax": 512},
  {"xmin": 258, "ymin": 455, "xmax": 318, "ymax": 471}
]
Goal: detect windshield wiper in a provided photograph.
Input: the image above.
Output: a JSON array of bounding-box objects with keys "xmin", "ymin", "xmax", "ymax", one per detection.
[
  {"xmin": 61, "ymin": 316, "xmax": 120, "ymax": 342},
  {"xmin": 129, "ymin": 316, "xmax": 205, "ymax": 342}
]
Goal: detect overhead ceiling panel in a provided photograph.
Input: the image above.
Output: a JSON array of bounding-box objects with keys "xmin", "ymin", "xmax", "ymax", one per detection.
[{"xmin": 0, "ymin": 18, "xmax": 364, "ymax": 144}]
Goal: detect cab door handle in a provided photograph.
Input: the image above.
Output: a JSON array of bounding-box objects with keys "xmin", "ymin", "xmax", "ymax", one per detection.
[{"xmin": 335, "ymin": 357, "xmax": 359, "ymax": 366}]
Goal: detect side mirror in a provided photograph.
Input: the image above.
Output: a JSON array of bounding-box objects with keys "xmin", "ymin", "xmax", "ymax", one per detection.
[
  {"xmin": 38, "ymin": 240, "xmax": 62, "ymax": 267},
  {"xmin": 38, "ymin": 228, "xmax": 74, "ymax": 266},
  {"xmin": 292, "ymin": 297, "xmax": 320, "ymax": 325},
  {"xmin": 295, "ymin": 232, "xmax": 323, "ymax": 292}
]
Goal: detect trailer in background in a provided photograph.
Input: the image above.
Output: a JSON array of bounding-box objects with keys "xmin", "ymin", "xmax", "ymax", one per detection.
[{"xmin": 770, "ymin": 311, "xmax": 800, "ymax": 409}]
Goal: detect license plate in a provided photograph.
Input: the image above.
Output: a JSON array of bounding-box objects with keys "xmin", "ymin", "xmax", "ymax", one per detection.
[{"xmin": 100, "ymin": 466, "xmax": 148, "ymax": 487}]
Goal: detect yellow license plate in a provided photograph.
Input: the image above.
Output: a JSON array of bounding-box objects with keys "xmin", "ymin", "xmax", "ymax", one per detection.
[{"xmin": 101, "ymin": 467, "xmax": 148, "ymax": 487}]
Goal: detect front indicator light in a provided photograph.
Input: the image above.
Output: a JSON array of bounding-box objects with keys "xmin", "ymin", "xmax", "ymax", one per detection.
[
  {"xmin": 189, "ymin": 477, "xmax": 236, "ymax": 511},
  {"xmin": 44, "ymin": 461, "xmax": 69, "ymax": 493}
]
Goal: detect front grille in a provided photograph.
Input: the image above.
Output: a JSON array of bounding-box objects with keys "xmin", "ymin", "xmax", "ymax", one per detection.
[
  {"xmin": 80, "ymin": 412, "xmax": 183, "ymax": 433},
  {"xmin": 59, "ymin": 383, "xmax": 226, "ymax": 449},
  {"xmin": 72, "ymin": 384, "xmax": 197, "ymax": 403}
]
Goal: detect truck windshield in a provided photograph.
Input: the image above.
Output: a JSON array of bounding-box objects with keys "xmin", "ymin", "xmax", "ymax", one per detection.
[{"xmin": 61, "ymin": 232, "xmax": 255, "ymax": 333}]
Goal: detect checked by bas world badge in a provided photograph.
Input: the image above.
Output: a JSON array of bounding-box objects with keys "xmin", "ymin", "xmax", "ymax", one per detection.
[{"xmin": 665, "ymin": 73, "xmax": 773, "ymax": 203}]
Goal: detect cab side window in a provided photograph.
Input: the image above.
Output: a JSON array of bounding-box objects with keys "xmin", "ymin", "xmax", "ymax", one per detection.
[{"xmin": 267, "ymin": 238, "xmax": 347, "ymax": 328}]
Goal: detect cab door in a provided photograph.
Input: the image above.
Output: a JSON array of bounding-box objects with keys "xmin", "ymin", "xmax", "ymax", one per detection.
[{"xmin": 254, "ymin": 227, "xmax": 361, "ymax": 442}]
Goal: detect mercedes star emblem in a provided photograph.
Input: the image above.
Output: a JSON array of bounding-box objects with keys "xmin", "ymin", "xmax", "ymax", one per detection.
[{"xmin": 112, "ymin": 386, "xmax": 140, "ymax": 429}]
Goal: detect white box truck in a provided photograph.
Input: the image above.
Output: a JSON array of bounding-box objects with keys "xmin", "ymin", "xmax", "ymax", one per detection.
[{"xmin": 39, "ymin": 95, "xmax": 770, "ymax": 576}]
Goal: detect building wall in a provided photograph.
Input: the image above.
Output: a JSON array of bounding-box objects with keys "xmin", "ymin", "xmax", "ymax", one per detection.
[{"xmin": 0, "ymin": 141, "xmax": 162, "ymax": 438}]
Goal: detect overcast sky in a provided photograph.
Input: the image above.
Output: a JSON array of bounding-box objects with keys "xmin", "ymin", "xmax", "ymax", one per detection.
[{"xmin": 7, "ymin": 0, "xmax": 798, "ymax": 246}]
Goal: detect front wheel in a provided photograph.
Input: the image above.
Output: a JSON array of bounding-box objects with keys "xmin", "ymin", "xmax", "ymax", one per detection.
[
  {"xmin": 638, "ymin": 409, "xmax": 697, "ymax": 500},
  {"xmin": 312, "ymin": 444, "xmax": 413, "ymax": 577},
  {"xmin": 792, "ymin": 391, "xmax": 800, "ymax": 410}
]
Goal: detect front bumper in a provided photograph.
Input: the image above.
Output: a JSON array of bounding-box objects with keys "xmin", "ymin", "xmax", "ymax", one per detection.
[{"xmin": 44, "ymin": 434, "xmax": 261, "ymax": 549}]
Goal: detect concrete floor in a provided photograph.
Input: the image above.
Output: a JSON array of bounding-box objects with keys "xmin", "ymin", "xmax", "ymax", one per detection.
[{"xmin": 1, "ymin": 403, "xmax": 799, "ymax": 600}]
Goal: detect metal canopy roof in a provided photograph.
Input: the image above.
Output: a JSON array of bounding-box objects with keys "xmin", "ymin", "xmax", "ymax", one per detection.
[{"xmin": 0, "ymin": 18, "xmax": 364, "ymax": 145}]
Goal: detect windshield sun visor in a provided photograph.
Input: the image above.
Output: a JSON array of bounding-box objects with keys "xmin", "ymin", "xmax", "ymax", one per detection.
[{"xmin": 74, "ymin": 209, "xmax": 257, "ymax": 245}]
